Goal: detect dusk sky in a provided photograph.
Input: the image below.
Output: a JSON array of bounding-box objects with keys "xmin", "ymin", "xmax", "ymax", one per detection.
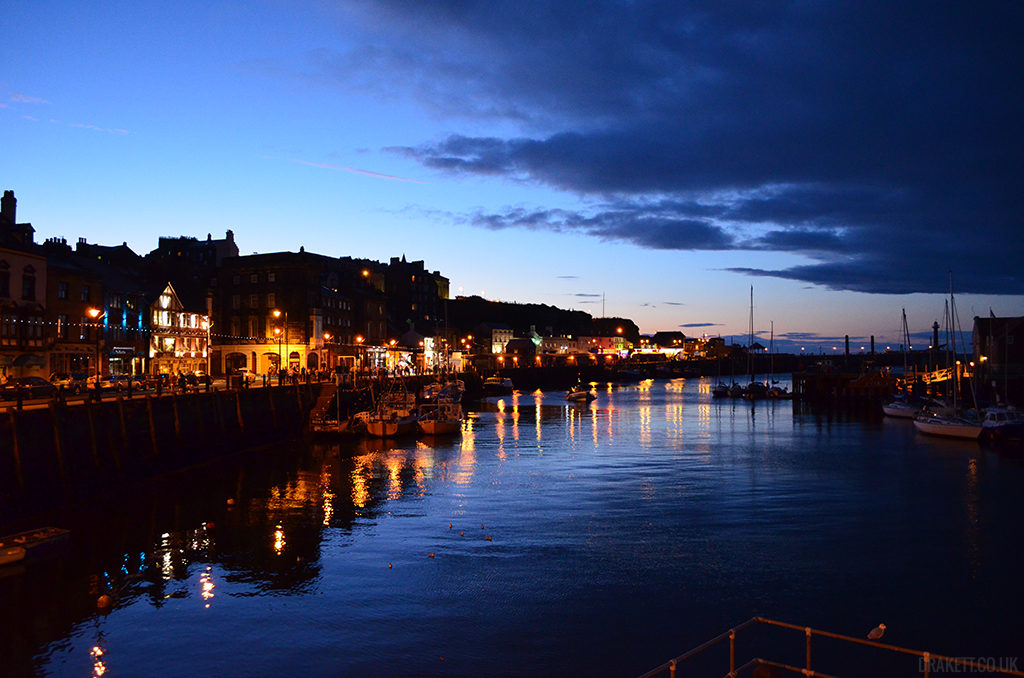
[{"xmin": 4, "ymin": 1, "xmax": 1022, "ymax": 352}]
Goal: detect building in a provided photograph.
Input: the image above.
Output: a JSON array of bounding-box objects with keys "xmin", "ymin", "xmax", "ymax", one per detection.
[
  {"xmin": 386, "ymin": 256, "xmax": 450, "ymax": 336},
  {"xmin": 212, "ymin": 251, "xmax": 387, "ymax": 377},
  {"xmin": 973, "ymin": 315, "xmax": 1024, "ymax": 404},
  {"xmin": 1, "ymin": 191, "xmax": 48, "ymax": 378},
  {"xmin": 149, "ymin": 282, "xmax": 210, "ymax": 376}
]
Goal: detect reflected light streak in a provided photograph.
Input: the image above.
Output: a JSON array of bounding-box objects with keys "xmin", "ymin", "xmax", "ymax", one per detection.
[
  {"xmin": 351, "ymin": 458, "xmax": 370, "ymax": 508},
  {"xmin": 200, "ymin": 565, "xmax": 215, "ymax": 608},
  {"xmin": 273, "ymin": 525, "xmax": 286, "ymax": 554},
  {"xmin": 91, "ymin": 645, "xmax": 106, "ymax": 677},
  {"xmin": 639, "ymin": 405, "xmax": 651, "ymax": 448}
]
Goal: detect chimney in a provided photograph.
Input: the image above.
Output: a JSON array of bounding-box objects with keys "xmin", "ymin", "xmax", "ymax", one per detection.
[{"xmin": 1, "ymin": 190, "xmax": 15, "ymax": 224}]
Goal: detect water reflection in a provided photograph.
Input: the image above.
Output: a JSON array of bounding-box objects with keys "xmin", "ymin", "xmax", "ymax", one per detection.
[{"xmin": 3, "ymin": 377, "xmax": 1023, "ymax": 677}]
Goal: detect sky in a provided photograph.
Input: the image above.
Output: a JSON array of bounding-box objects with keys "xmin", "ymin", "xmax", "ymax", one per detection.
[{"xmin": 3, "ymin": 1, "xmax": 1023, "ymax": 353}]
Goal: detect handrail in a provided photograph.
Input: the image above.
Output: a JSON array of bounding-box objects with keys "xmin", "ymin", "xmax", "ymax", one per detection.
[{"xmin": 639, "ymin": 616, "xmax": 1024, "ymax": 678}]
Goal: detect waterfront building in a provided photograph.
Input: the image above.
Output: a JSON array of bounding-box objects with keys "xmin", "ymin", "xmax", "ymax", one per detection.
[
  {"xmin": 40, "ymin": 238, "xmax": 105, "ymax": 377},
  {"xmin": 0, "ymin": 191, "xmax": 48, "ymax": 379},
  {"xmin": 386, "ymin": 256, "xmax": 450, "ymax": 337},
  {"xmin": 148, "ymin": 282, "xmax": 210, "ymax": 376},
  {"xmin": 212, "ymin": 251, "xmax": 387, "ymax": 377},
  {"xmin": 973, "ymin": 315, "xmax": 1024, "ymax": 404}
]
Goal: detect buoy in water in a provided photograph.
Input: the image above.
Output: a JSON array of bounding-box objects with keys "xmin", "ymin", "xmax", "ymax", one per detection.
[{"xmin": 96, "ymin": 595, "xmax": 112, "ymax": 609}]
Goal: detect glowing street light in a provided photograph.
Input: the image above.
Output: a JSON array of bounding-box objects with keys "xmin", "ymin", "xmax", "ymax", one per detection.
[{"xmin": 86, "ymin": 306, "xmax": 105, "ymax": 389}]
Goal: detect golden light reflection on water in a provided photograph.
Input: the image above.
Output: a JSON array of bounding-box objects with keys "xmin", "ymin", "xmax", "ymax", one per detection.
[
  {"xmin": 90, "ymin": 645, "xmax": 106, "ymax": 677},
  {"xmin": 639, "ymin": 404, "xmax": 651, "ymax": 447},
  {"xmin": 273, "ymin": 525, "xmax": 286, "ymax": 554},
  {"xmin": 200, "ymin": 565, "xmax": 215, "ymax": 609}
]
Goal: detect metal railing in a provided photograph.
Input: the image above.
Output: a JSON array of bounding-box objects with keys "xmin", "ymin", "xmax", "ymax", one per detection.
[{"xmin": 638, "ymin": 616, "xmax": 1024, "ymax": 678}]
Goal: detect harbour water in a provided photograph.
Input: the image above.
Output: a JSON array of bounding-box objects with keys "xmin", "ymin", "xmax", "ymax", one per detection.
[{"xmin": 4, "ymin": 377, "xmax": 1024, "ymax": 676}]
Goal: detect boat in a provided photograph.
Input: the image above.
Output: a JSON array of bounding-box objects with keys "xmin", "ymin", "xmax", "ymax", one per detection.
[
  {"xmin": 913, "ymin": 410, "xmax": 982, "ymax": 440},
  {"xmin": 417, "ymin": 401, "xmax": 464, "ymax": 435},
  {"xmin": 743, "ymin": 381, "xmax": 767, "ymax": 400},
  {"xmin": 882, "ymin": 397, "xmax": 920, "ymax": 419},
  {"xmin": 483, "ymin": 376, "xmax": 515, "ymax": 395},
  {"xmin": 417, "ymin": 380, "xmax": 464, "ymax": 435},
  {"xmin": 0, "ymin": 526, "xmax": 70, "ymax": 566},
  {"xmin": 366, "ymin": 379, "xmax": 420, "ymax": 438},
  {"xmin": 711, "ymin": 382, "xmax": 730, "ymax": 398},
  {"xmin": 911, "ymin": 274, "xmax": 982, "ymax": 440},
  {"xmin": 566, "ymin": 382, "xmax": 595, "ymax": 402},
  {"xmin": 882, "ymin": 309, "xmax": 918, "ymax": 418},
  {"xmin": 980, "ymin": 406, "xmax": 1024, "ymax": 446},
  {"xmin": 728, "ymin": 382, "xmax": 745, "ymax": 398}
]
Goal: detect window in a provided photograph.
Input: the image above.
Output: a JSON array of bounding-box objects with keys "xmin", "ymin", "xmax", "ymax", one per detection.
[
  {"xmin": 249, "ymin": 294, "xmax": 259, "ymax": 308},
  {"xmin": 250, "ymin": 273, "xmax": 258, "ymax": 284},
  {"xmin": 268, "ymin": 272, "xmax": 276, "ymax": 283},
  {"xmin": 111, "ymin": 295, "xmax": 122, "ymax": 309},
  {"xmin": 267, "ymin": 292, "xmax": 276, "ymax": 308},
  {"xmin": 81, "ymin": 285, "xmax": 90, "ymax": 302},
  {"xmin": 248, "ymin": 317, "xmax": 259, "ymax": 337},
  {"xmin": 232, "ymin": 294, "xmax": 240, "ymax": 310},
  {"xmin": 22, "ymin": 266, "xmax": 36, "ymax": 301},
  {"xmin": 230, "ymin": 317, "xmax": 240, "ymax": 337},
  {"xmin": 57, "ymin": 314, "xmax": 69, "ymax": 339},
  {"xmin": 232, "ymin": 275, "xmax": 240, "ymax": 285},
  {"xmin": 58, "ymin": 282, "xmax": 69, "ymax": 299},
  {"xmin": 0, "ymin": 269, "xmax": 8, "ymax": 298},
  {"xmin": 79, "ymin": 316, "xmax": 89, "ymax": 341}
]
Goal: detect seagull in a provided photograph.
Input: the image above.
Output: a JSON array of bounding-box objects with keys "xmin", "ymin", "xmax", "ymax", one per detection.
[{"xmin": 867, "ymin": 623, "xmax": 886, "ymax": 640}]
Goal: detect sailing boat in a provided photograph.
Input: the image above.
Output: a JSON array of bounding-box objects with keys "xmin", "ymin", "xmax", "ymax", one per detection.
[
  {"xmin": 882, "ymin": 309, "xmax": 920, "ymax": 419},
  {"xmin": 913, "ymin": 275, "xmax": 982, "ymax": 440},
  {"xmin": 743, "ymin": 287, "xmax": 767, "ymax": 400}
]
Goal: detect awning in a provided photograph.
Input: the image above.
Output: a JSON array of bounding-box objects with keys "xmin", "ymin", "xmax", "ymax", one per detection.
[{"xmin": 13, "ymin": 353, "xmax": 46, "ymax": 367}]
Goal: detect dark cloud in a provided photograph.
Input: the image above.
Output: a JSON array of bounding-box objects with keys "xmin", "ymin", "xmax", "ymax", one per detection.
[
  {"xmin": 341, "ymin": 1, "xmax": 1024, "ymax": 295},
  {"xmin": 573, "ymin": 293, "xmax": 601, "ymax": 298},
  {"xmin": 680, "ymin": 322, "xmax": 718, "ymax": 328}
]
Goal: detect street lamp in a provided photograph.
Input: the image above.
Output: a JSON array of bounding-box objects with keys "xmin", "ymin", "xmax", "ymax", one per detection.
[
  {"xmin": 274, "ymin": 327, "xmax": 282, "ymax": 373},
  {"xmin": 273, "ymin": 309, "xmax": 288, "ymax": 373},
  {"xmin": 86, "ymin": 307, "xmax": 105, "ymax": 392}
]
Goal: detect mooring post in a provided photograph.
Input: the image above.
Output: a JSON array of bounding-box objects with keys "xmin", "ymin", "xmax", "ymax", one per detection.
[
  {"xmin": 48, "ymin": 402, "xmax": 69, "ymax": 493},
  {"xmin": 8, "ymin": 409, "xmax": 24, "ymax": 490},
  {"xmin": 146, "ymin": 395, "xmax": 159, "ymax": 458}
]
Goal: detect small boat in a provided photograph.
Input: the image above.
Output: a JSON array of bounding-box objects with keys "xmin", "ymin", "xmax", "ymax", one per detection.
[
  {"xmin": 728, "ymin": 382, "xmax": 745, "ymax": 398},
  {"xmin": 766, "ymin": 384, "xmax": 792, "ymax": 400},
  {"xmin": 882, "ymin": 398, "xmax": 920, "ymax": 419},
  {"xmin": 483, "ymin": 376, "xmax": 515, "ymax": 395},
  {"xmin": 743, "ymin": 382, "xmax": 767, "ymax": 400},
  {"xmin": 711, "ymin": 382, "xmax": 730, "ymax": 398},
  {"xmin": 0, "ymin": 526, "xmax": 70, "ymax": 566},
  {"xmin": 980, "ymin": 406, "xmax": 1024, "ymax": 446},
  {"xmin": 566, "ymin": 383, "xmax": 595, "ymax": 402}
]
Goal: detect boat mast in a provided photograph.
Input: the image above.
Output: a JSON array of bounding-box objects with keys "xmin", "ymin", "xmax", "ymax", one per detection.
[{"xmin": 748, "ymin": 286, "xmax": 755, "ymax": 383}]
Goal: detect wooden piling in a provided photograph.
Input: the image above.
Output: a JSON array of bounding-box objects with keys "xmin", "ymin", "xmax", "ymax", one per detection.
[
  {"xmin": 8, "ymin": 409, "xmax": 24, "ymax": 489},
  {"xmin": 48, "ymin": 403, "xmax": 68, "ymax": 491}
]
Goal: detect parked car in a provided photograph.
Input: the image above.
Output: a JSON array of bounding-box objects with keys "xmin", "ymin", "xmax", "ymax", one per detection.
[
  {"xmin": 1, "ymin": 376, "xmax": 59, "ymax": 400},
  {"xmin": 109, "ymin": 374, "xmax": 147, "ymax": 392},
  {"xmin": 49, "ymin": 371, "xmax": 89, "ymax": 394},
  {"xmin": 235, "ymin": 368, "xmax": 256, "ymax": 384},
  {"xmin": 86, "ymin": 374, "xmax": 118, "ymax": 391}
]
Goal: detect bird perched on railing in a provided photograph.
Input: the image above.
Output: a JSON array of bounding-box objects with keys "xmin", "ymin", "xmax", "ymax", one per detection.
[{"xmin": 867, "ymin": 623, "xmax": 886, "ymax": 640}]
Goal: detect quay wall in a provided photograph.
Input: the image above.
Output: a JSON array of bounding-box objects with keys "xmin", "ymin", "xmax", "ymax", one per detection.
[{"xmin": 0, "ymin": 384, "xmax": 320, "ymax": 519}]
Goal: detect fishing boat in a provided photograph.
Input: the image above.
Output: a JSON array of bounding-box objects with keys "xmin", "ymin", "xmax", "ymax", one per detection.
[
  {"xmin": 417, "ymin": 380, "xmax": 464, "ymax": 435},
  {"xmin": 366, "ymin": 379, "xmax": 419, "ymax": 438},
  {"xmin": 417, "ymin": 401, "xmax": 464, "ymax": 435}
]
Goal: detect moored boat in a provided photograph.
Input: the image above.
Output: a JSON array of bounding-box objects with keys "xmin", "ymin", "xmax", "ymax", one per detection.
[
  {"xmin": 483, "ymin": 376, "xmax": 515, "ymax": 395},
  {"xmin": 913, "ymin": 411, "xmax": 982, "ymax": 440},
  {"xmin": 417, "ymin": 401, "xmax": 464, "ymax": 435}
]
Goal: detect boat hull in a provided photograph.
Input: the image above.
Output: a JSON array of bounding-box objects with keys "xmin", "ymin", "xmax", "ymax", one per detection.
[
  {"xmin": 418, "ymin": 419, "xmax": 462, "ymax": 435},
  {"xmin": 913, "ymin": 417, "xmax": 982, "ymax": 440},
  {"xmin": 882, "ymin": 402, "xmax": 918, "ymax": 419}
]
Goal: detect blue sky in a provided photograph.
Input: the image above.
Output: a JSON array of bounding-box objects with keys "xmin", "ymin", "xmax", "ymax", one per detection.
[{"xmin": 3, "ymin": 1, "xmax": 1022, "ymax": 352}]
